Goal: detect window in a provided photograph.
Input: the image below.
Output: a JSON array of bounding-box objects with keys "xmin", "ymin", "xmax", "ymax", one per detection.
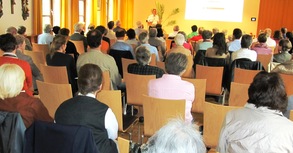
[
  {"xmin": 79, "ymin": 0, "xmax": 85, "ymax": 23},
  {"xmin": 42, "ymin": 0, "xmax": 60, "ymax": 29},
  {"xmin": 42, "ymin": 0, "xmax": 52, "ymax": 29}
]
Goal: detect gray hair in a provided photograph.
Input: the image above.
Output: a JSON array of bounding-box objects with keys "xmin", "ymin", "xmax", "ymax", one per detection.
[
  {"xmin": 145, "ymin": 118, "xmax": 206, "ymax": 153},
  {"xmin": 149, "ymin": 28, "xmax": 157, "ymax": 37},
  {"xmin": 6, "ymin": 26, "xmax": 17, "ymax": 35},
  {"xmin": 74, "ymin": 23, "xmax": 84, "ymax": 32},
  {"xmin": 44, "ymin": 24, "xmax": 52, "ymax": 33},
  {"xmin": 139, "ymin": 32, "xmax": 149, "ymax": 44},
  {"xmin": 174, "ymin": 34, "xmax": 185, "ymax": 46},
  {"xmin": 135, "ymin": 46, "xmax": 151, "ymax": 66}
]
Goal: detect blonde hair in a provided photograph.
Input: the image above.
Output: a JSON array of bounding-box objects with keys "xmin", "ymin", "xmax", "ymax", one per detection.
[{"xmin": 0, "ymin": 64, "xmax": 25, "ymax": 99}]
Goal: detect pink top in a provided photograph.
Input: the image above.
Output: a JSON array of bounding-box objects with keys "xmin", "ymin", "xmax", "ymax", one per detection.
[
  {"xmin": 251, "ymin": 43, "xmax": 272, "ymax": 55},
  {"xmin": 148, "ymin": 74, "xmax": 195, "ymax": 123}
]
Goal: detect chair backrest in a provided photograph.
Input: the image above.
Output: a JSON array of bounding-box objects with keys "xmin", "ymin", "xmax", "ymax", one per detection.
[
  {"xmin": 102, "ymin": 71, "xmax": 111, "ymax": 90},
  {"xmin": 40, "ymin": 64, "xmax": 69, "ymax": 84},
  {"xmin": 280, "ymin": 73, "xmax": 293, "ymax": 96},
  {"xmin": 182, "ymin": 78, "xmax": 206, "ymax": 113},
  {"xmin": 203, "ymin": 102, "xmax": 240, "ymax": 148},
  {"xmin": 23, "ymin": 50, "xmax": 46, "ymax": 70},
  {"xmin": 118, "ymin": 137, "xmax": 130, "ymax": 153},
  {"xmin": 233, "ymin": 68, "xmax": 260, "ymax": 84},
  {"xmin": 229, "ymin": 82, "xmax": 250, "ymax": 106},
  {"xmin": 109, "ymin": 49, "xmax": 134, "ymax": 77},
  {"xmin": 124, "ymin": 72, "xmax": 156, "ymax": 106},
  {"xmin": 165, "ymin": 39, "xmax": 173, "ymax": 51},
  {"xmin": 36, "ymin": 80, "xmax": 72, "ymax": 118},
  {"xmin": 181, "ymin": 55, "xmax": 194, "ymax": 78},
  {"xmin": 231, "ymin": 58, "xmax": 263, "ymax": 70},
  {"xmin": 290, "ymin": 110, "xmax": 293, "ymax": 121},
  {"xmin": 205, "ymin": 57, "xmax": 230, "ymax": 88},
  {"xmin": 32, "ymin": 43, "xmax": 50, "ymax": 59},
  {"xmin": 156, "ymin": 61, "xmax": 165, "ymax": 72},
  {"xmin": 196, "ymin": 64, "xmax": 223, "ymax": 95},
  {"xmin": 70, "ymin": 40, "xmax": 85, "ymax": 54},
  {"xmin": 121, "ymin": 57, "xmax": 137, "ymax": 78},
  {"xmin": 143, "ymin": 95, "xmax": 185, "ymax": 137},
  {"xmin": 257, "ymin": 54, "xmax": 273, "ymax": 72},
  {"xmin": 149, "ymin": 54, "xmax": 156, "ymax": 66},
  {"xmin": 101, "ymin": 40, "xmax": 110, "ymax": 54}
]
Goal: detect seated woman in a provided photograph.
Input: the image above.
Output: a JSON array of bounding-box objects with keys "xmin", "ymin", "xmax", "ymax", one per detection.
[
  {"xmin": 55, "ymin": 64, "xmax": 118, "ymax": 153},
  {"xmin": 251, "ymin": 33, "xmax": 272, "ymax": 55},
  {"xmin": 218, "ymin": 71, "xmax": 293, "ymax": 153},
  {"xmin": 273, "ymin": 39, "xmax": 292, "ymax": 63},
  {"xmin": 46, "ymin": 35, "xmax": 78, "ymax": 94},
  {"xmin": 205, "ymin": 33, "xmax": 230, "ymax": 59},
  {"xmin": 0, "ymin": 64, "xmax": 53, "ymax": 128},
  {"xmin": 128, "ymin": 46, "xmax": 164, "ymax": 78}
]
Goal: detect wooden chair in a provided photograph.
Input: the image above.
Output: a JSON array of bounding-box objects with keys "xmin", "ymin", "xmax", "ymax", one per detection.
[
  {"xmin": 149, "ymin": 54, "xmax": 157, "ymax": 66},
  {"xmin": 182, "ymin": 55, "xmax": 194, "ymax": 78},
  {"xmin": 101, "ymin": 40, "xmax": 110, "ymax": 54},
  {"xmin": 229, "ymin": 82, "xmax": 250, "ymax": 106},
  {"xmin": 70, "ymin": 40, "xmax": 85, "ymax": 54},
  {"xmin": 23, "ymin": 50, "xmax": 46, "ymax": 70},
  {"xmin": 0, "ymin": 50, "xmax": 3, "ymax": 56},
  {"xmin": 97, "ymin": 90, "xmax": 138, "ymax": 132},
  {"xmin": 142, "ymin": 95, "xmax": 185, "ymax": 137},
  {"xmin": 102, "ymin": 71, "xmax": 111, "ymax": 90},
  {"xmin": 290, "ymin": 110, "xmax": 293, "ymax": 121},
  {"xmin": 182, "ymin": 78, "xmax": 207, "ymax": 113},
  {"xmin": 203, "ymin": 102, "xmax": 240, "ymax": 149},
  {"xmin": 196, "ymin": 64, "xmax": 225, "ymax": 103},
  {"xmin": 257, "ymin": 54, "xmax": 273, "ymax": 72},
  {"xmin": 165, "ymin": 39, "xmax": 173, "ymax": 51},
  {"xmin": 121, "ymin": 58, "xmax": 136, "ymax": 78},
  {"xmin": 32, "ymin": 43, "xmax": 50, "ymax": 59},
  {"xmin": 36, "ymin": 80, "xmax": 72, "ymax": 118},
  {"xmin": 233, "ymin": 68, "xmax": 260, "ymax": 84},
  {"xmin": 118, "ymin": 137, "xmax": 130, "ymax": 153},
  {"xmin": 280, "ymin": 73, "xmax": 293, "ymax": 96},
  {"xmin": 40, "ymin": 64, "xmax": 68, "ymax": 84},
  {"xmin": 156, "ymin": 61, "xmax": 165, "ymax": 72}
]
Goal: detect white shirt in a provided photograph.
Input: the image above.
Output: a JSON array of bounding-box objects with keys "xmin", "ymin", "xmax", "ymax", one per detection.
[
  {"xmin": 84, "ymin": 93, "xmax": 118, "ymax": 140},
  {"xmin": 147, "ymin": 14, "xmax": 159, "ymax": 25},
  {"xmin": 231, "ymin": 48, "xmax": 257, "ymax": 62},
  {"xmin": 266, "ymin": 37, "xmax": 277, "ymax": 47},
  {"xmin": 38, "ymin": 33, "xmax": 54, "ymax": 45}
]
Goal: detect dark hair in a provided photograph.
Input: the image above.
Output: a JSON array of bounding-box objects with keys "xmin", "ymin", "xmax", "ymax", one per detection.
[
  {"xmin": 107, "ymin": 21, "xmax": 114, "ymax": 29},
  {"xmin": 52, "ymin": 26, "xmax": 60, "ymax": 35},
  {"xmin": 0, "ymin": 33, "xmax": 17, "ymax": 52},
  {"xmin": 213, "ymin": 33, "xmax": 228, "ymax": 56},
  {"xmin": 126, "ymin": 29, "xmax": 136, "ymax": 39},
  {"xmin": 191, "ymin": 25, "xmax": 198, "ymax": 32},
  {"xmin": 78, "ymin": 64, "xmax": 103, "ymax": 95},
  {"xmin": 50, "ymin": 35, "xmax": 67, "ymax": 56},
  {"xmin": 95, "ymin": 25, "xmax": 107, "ymax": 35},
  {"xmin": 257, "ymin": 33, "xmax": 267, "ymax": 43},
  {"xmin": 115, "ymin": 29, "xmax": 126, "ymax": 38},
  {"xmin": 233, "ymin": 28, "xmax": 242, "ymax": 39},
  {"xmin": 156, "ymin": 24, "xmax": 162, "ymax": 29},
  {"xmin": 273, "ymin": 30, "xmax": 282, "ymax": 40},
  {"xmin": 59, "ymin": 28, "xmax": 70, "ymax": 36},
  {"xmin": 17, "ymin": 26, "xmax": 26, "ymax": 35},
  {"xmin": 86, "ymin": 30, "xmax": 102, "ymax": 48},
  {"xmin": 286, "ymin": 32, "xmax": 293, "ymax": 39},
  {"xmin": 202, "ymin": 30, "xmax": 212, "ymax": 40},
  {"xmin": 279, "ymin": 39, "xmax": 292, "ymax": 52},
  {"xmin": 157, "ymin": 28, "xmax": 163, "ymax": 37},
  {"xmin": 165, "ymin": 53, "xmax": 188, "ymax": 75},
  {"xmin": 241, "ymin": 34, "xmax": 252, "ymax": 48},
  {"xmin": 248, "ymin": 71, "xmax": 287, "ymax": 112},
  {"xmin": 281, "ymin": 27, "xmax": 287, "ymax": 34}
]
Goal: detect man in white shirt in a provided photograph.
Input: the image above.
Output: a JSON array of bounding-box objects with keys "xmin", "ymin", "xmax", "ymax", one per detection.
[
  {"xmin": 147, "ymin": 9, "xmax": 160, "ymax": 25},
  {"xmin": 264, "ymin": 28, "xmax": 276, "ymax": 48},
  {"xmin": 232, "ymin": 34, "xmax": 257, "ymax": 62},
  {"xmin": 38, "ymin": 24, "xmax": 54, "ymax": 45}
]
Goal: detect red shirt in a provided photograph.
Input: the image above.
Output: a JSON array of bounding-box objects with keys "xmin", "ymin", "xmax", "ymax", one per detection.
[
  {"xmin": 0, "ymin": 55, "xmax": 33, "ymax": 96},
  {"xmin": 190, "ymin": 35, "xmax": 203, "ymax": 42}
]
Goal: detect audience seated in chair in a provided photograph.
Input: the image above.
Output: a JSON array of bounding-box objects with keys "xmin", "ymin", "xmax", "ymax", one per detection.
[
  {"xmin": 105, "ymin": 21, "xmax": 117, "ymax": 40},
  {"xmin": 137, "ymin": 32, "xmax": 160, "ymax": 61},
  {"xmin": 195, "ymin": 30, "xmax": 213, "ymax": 52},
  {"xmin": 148, "ymin": 28, "xmax": 166, "ymax": 56},
  {"xmin": 0, "ymin": 64, "xmax": 53, "ymax": 128},
  {"xmin": 70, "ymin": 23, "xmax": 87, "ymax": 52},
  {"xmin": 148, "ymin": 53, "xmax": 194, "ymax": 123},
  {"xmin": 128, "ymin": 46, "xmax": 164, "ymax": 78},
  {"xmin": 187, "ymin": 25, "xmax": 199, "ymax": 39},
  {"xmin": 38, "ymin": 24, "xmax": 54, "ymax": 45},
  {"xmin": 228, "ymin": 28, "xmax": 242, "ymax": 52},
  {"xmin": 231, "ymin": 34, "xmax": 257, "ymax": 62},
  {"xmin": 17, "ymin": 26, "xmax": 32, "ymax": 51},
  {"xmin": 167, "ymin": 33, "xmax": 191, "ymax": 57},
  {"xmin": 273, "ymin": 39, "xmax": 292, "ymax": 63},
  {"xmin": 55, "ymin": 64, "xmax": 119, "ymax": 153},
  {"xmin": 205, "ymin": 32, "xmax": 230, "ymax": 59},
  {"xmin": 142, "ymin": 118, "xmax": 206, "ymax": 153},
  {"xmin": 125, "ymin": 28, "xmax": 139, "ymax": 49},
  {"xmin": 218, "ymin": 71, "xmax": 293, "ymax": 153},
  {"xmin": 251, "ymin": 33, "xmax": 272, "ymax": 55},
  {"xmin": 59, "ymin": 28, "xmax": 80, "ymax": 63}
]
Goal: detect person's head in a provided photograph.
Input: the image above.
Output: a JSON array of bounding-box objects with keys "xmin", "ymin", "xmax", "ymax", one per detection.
[
  {"xmin": 264, "ymin": 28, "xmax": 272, "ymax": 37},
  {"xmin": 146, "ymin": 118, "xmax": 206, "ymax": 153},
  {"xmin": 116, "ymin": 20, "xmax": 121, "ymax": 27},
  {"xmin": 191, "ymin": 25, "xmax": 198, "ymax": 32},
  {"xmin": 273, "ymin": 30, "xmax": 282, "ymax": 40},
  {"xmin": 165, "ymin": 53, "xmax": 187, "ymax": 76},
  {"xmin": 178, "ymin": 31, "xmax": 187, "ymax": 41},
  {"xmin": 44, "ymin": 24, "xmax": 53, "ymax": 33},
  {"xmin": 17, "ymin": 26, "xmax": 26, "ymax": 35},
  {"xmin": 198, "ymin": 27, "xmax": 204, "ymax": 35},
  {"xmin": 281, "ymin": 27, "xmax": 287, "ymax": 34},
  {"xmin": 126, "ymin": 29, "xmax": 136, "ymax": 40},
  {"xmin": 95, "ymin": 25, "xmax": 107, "ymax": 35},
  {"xmin": 286, "ymin": 32, "xmax": 293, "ymax": 39},
  {"xmin": 174, "ymin": 34, "xmax": 185, "ymax": 46},
  {"xmin": 0, "ymin": 64, "xmax": 25, "ymax": 100},
  {"xmin": 74, "ymin": 23, "xmax": 84, "ymax": 32},
  {"xmin": 86, "ymin": 29, "xmax": 102, "ymax": 48},
  {"xmin": 257, "ymin": 33, "xmax": 267, "ymax": 43},
  {"xmin": 138, "ymin": 32, "xmax": 149, "ymax": 44},
  {"xmin": 88, "ymin": 24, "xmax": 95, "ymax": 31},
  {"xmin": 59, "ymin": 28, "xmax": 70, "ymax": 36},
  {"xmin": 107, "ymin": 21, "xmax": 114, "ymax": 30},
  {"xmin": 52, "ymin": 26, "xmax": 60, "ymax": 35},
  {"xmin": 279, "ymin": 39, "xmax": 292, "ymax": 52},
  {"xmin": 6, "ymin": 26, "xmax": 17, "ymax": 35},
  {"xmin": 0, "ymin": 33, "xmax": 17, "ymax": 52},
  {"xmin": 233, "ymin": 28, "xmax": 242, "ymax": 39},
  {"xmin": 202, "ymin": 30, "xmax": 212, "ymax": 40},
  {"xmin": 50, "ymin": 35, "xmax": 67, "ymax": 54},
  {"xmin": 135, "ymin": 46, "xmax": 151, "ymax": 66},
  {"xmin": 14, "ymin": 35, "xmax": 26, "ymax": 51},
  {"xmin": 241, "ymin": 34, "xmax": 252, "ymax": 48},
  {"xmin": 212, "ymin": 28, "xmax": 219, "ymax": 35},
  {"xmin": 157, "ymin": 28, "xmax": 164, "ymax": 37},
  {"xmin": 155, "ymin": 24, "xmax": 162, "ymax": 29},
  {"xmin": 173, "ymin": 25, "xmax": 179, "ymax": 32},
  {"xmin": 136, "ymin": 21, "xmax": 143, "ymax": 28},
  {"xmin": 248, "ymin": 71, "xmax": 287, "ymax": 112},
  {"xmin": 115, "ymin": 29, "xmax": 126, "ymax": 39},
  {"xmin": 78, "ymin": 64, "xmax": 103, "ymax": 95},
  {"xmin": 152, "ymin": 9, "xmax": 157, "ymax": 15},
  {"xmin": 149, "ymin": 28, "xmax": 158, "ymax": 38},
  {"xmin": 213, "ymin": 32, "xmax": 227, "ymax": 56}
]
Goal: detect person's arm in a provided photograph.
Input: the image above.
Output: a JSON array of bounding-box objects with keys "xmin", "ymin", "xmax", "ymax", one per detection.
[
  {"xmin": 104, "ymin": 108, "xmax": 118, "ymax": 140},
  {"xmin": 31, "ymin": 98, "xmax": 54, "ymax": 122},
  {"xmin": 108, "ymin": 56, "xmax": 122, "ymax": 89}
]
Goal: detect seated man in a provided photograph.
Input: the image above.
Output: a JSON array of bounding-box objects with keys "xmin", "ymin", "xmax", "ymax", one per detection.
[
  {"xmin": 195, "ymin": 30, "xmax": 213, "ymax": 52},
  {"xmin": 231, "ymin": 34, "xmax": 257, "ymax": 62},
  {"xmin": 148, "ymin": 53, "xmax": 195, "ymax": 123},
  {"xmin": 251, "ymin": 33, "xmax": 272, "ymax": 55},
  {"xmin": 128, "ymin": 46, "xmax": 164, "ymax": 78},
  {"xmin": 273, "ymin": 39, "xmax": 292, "ymax": 63},
  {"xmin": 228, "ymin": 28, "xmax": 242, "ymax": 52},
  {"xmin": 148, "ymin": 28, "xmax": 166, "ymax": 56},
  {"xmin": 70, "ymin": 23, "xmax": 87, "ymax": 52},
  {"xmin": 168, "ymin": 25, "xmax": 180, "ymax": 38},
  {"xmin": 167, "ymin": 33, "xmax": 191, "ymax": 57},
  {"xmin": 55, "ymin": 64, "xmax": 118, "ymax": 153},
  {"xmin": 187, "ymin": 25, "xmax": 198, "ymax": 39},
  {"xmin": 138, "ymin": 32, "xmax": 160, "ymax": 61},
  {"xmin": 38, "ymin": 24, "xmax": 54, "ymax": 45},
  {"xmin": 111, "ymin": 29, "xmax": 134, "ymax": 58}
]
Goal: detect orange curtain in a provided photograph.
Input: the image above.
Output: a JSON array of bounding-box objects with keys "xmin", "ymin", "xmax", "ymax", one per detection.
[
  {"xmin": 60, "ymin": 0, "xmax": 69, "ymax": 28},
  {"xmin": 100, "ymin": 0, "xmax": 107, "ymax": 26},
  {"xmin": 70, "ymin": 0, "xmax": 80, "ymax": 33},
  {"xmin": 113, "ymin": 0, "xmax": 119, "ymax": 21},
  {"xmin": 120, "ymin": 0, "xmax": 134, "ymax": 29},
  {"xmin": 32, "ymin": 0, "xmax": 43, "ymax": 35},
  {"xmin": 90, "ymin": 0, "xmax": 99, "ymax": 26}
]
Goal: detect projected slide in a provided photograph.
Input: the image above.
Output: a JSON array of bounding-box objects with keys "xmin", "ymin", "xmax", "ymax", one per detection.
[{"xmin": 185, "ymin": 0, "xmax": 244, "ymax": 22}]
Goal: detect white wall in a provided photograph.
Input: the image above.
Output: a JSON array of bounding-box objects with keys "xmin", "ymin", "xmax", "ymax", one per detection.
[{"xmin": 0, "ymin": 0, "xmax": 33, "ymax": 35}]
